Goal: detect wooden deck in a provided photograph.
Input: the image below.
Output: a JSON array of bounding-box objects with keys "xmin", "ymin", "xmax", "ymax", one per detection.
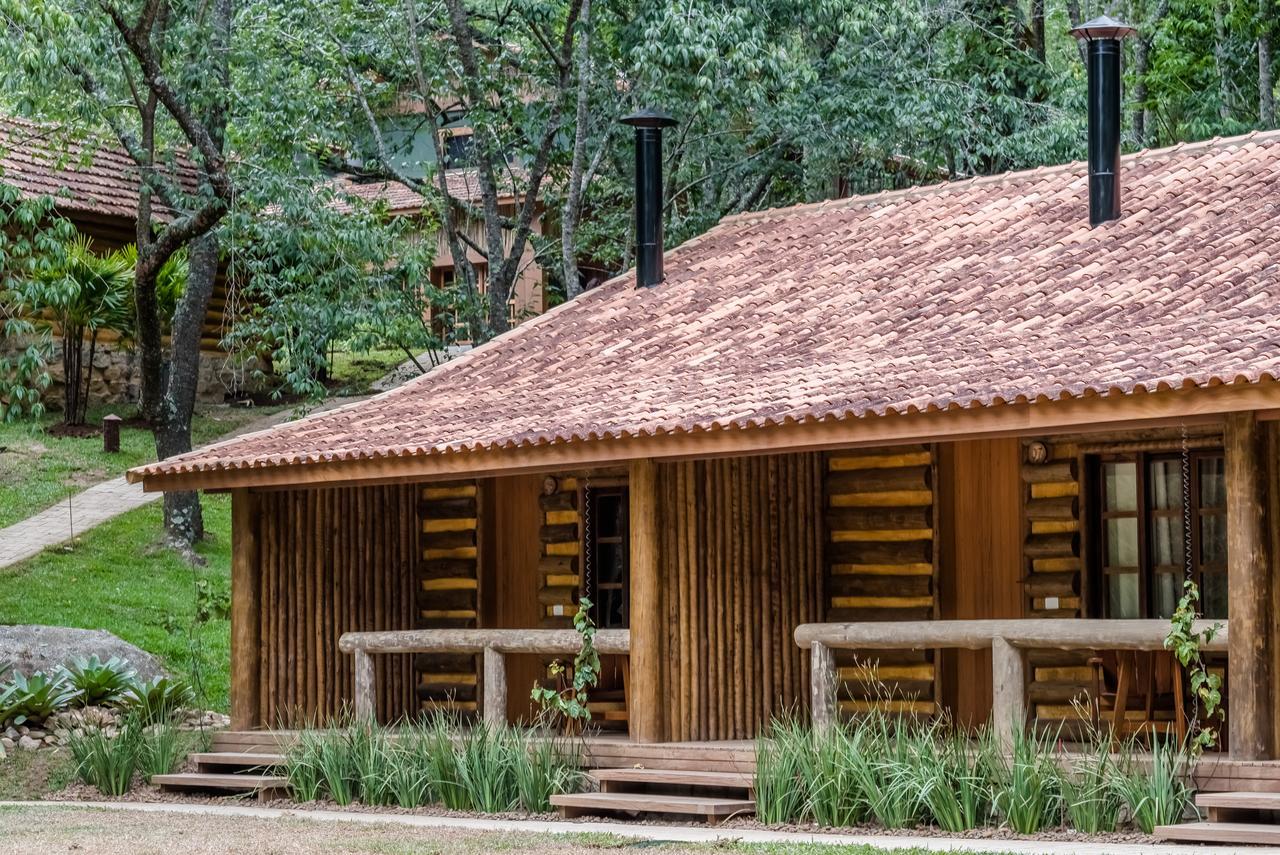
[
  {"xmin": 210, "ymin": 730, "xmax": 1280, "ymax": 789},
  {"xmin": 210, "ymin": 730, "xmax": 757, "ymax": 774}
]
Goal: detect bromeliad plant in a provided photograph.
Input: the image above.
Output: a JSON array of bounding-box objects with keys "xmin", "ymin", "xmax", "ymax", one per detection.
[
  {"xmin": 530, "ymin": 597, "xmax": 600, "ymax": 729},
  {"xmin": 0, "ymin": 670, "xmax": 80, "ymax": 726},
  {"xmin": 59, "ymin": 655, "xmax": 137, "ymax": 707},
  {"xmin": 118, "ymin": 675, "xmax": 196, "ymax": 725}
]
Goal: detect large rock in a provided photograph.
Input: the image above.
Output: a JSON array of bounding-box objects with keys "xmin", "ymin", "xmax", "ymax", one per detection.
[{"xmin": 0, "ymin": 625, "xmax": 167, "ymax": 681}]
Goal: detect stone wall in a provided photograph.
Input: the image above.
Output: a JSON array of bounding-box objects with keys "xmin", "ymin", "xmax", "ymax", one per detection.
[{"xmin": 3, "ymin": 336, "xmax": 232, "ymax": 411}]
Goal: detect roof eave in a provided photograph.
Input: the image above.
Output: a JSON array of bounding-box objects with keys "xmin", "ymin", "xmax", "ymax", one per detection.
[{"xmin": 130, "ymin": 379, "xmax": 1280, "ymax": 494}]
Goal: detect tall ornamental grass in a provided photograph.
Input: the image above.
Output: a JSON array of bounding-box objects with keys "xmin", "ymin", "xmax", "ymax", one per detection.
[
  {"xmin": 752, "ymin": 713, "xmax": 1197, "ymax": 836},
  {"xmin": 279, "ymin": 716, "xmax": 579, "ymax": 812}
]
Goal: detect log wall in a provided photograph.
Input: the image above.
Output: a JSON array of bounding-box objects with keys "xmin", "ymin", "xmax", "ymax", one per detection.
[
  {"xmin": 657, "ymin": 453, "xmax": 826, "ymax": 741},
  {"xmin": 538, "ymin": 476, "xmax": 581, "ymax": 628},
  {"xmin": 824, "ymin": 444, "xmax": 939, "ymax": 717},
  {"xmin": 418, "ymin": 480, "xmax": 481, "ymax": 717},
  {"xmin": 255, "ymin": 485, "xmax": 419, "ymax": 726}
]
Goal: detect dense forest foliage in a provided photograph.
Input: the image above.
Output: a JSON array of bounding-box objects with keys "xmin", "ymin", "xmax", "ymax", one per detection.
[{"xmin": 0, "ymin": 0, "xmax": 1275, "ymax": 541}]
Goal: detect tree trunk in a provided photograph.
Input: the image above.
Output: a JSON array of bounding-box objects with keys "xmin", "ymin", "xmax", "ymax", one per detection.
[
  {"xmin": 1262, "ymin": 0, "xmax": 1276, "ymax": 127},
  {"xmin": 561, "ymin": 0, "xmax": 593, "ymax": 300},
  {"xmin": 1215, "ymin": 1, "xmax": 1233, "ymax": 121},
  {"xmin": 157, "ymin": 230, "xmax": 218, "ymax": 546}
]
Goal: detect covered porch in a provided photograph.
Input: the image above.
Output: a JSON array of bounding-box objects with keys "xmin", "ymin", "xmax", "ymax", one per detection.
[{"xmin": 225, "ymin": 400, "xmax": 1280, "ymax": 767}]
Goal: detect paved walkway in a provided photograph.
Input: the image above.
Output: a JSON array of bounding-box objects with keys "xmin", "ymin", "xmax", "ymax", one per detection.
[
  {"xmin": 0, "ymin": 397, "xmax": 368, "ymax": 570},
  {"xmin": 0, "ymin": 802, "xmax": 1271, "ymax": 855}
]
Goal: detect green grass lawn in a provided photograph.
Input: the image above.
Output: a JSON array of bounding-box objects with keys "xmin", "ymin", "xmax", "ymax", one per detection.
[
  {"xmin": 0, "ymin": 404, "xmax": 277, "ymax": 528},
  {"xmin": 328, "ymin": 346, "xmax": 413, "ymax": 394},
  {"xmin": 0, "ymin": 495, "xmax": 232, "ymax": 711}
]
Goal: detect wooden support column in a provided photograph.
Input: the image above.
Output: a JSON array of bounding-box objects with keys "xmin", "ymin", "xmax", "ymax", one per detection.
[
  {"xmin": 1225, "ymin": 412, "xmax": 1274, "ymax": 760},
  {"xmin": 482, "ymin": 646, "xmax": 507, "ymax": 727},
  {"xmin": 991, "ymin": 636, "xmax": 1027, "ymax": 753},
  {"xmin": 353, "ymin": 650, "xmax": 375, "ymax": 719},
  {"xmin": 810, "ymin": 641, "xmax": 836, "ymax": 730},
  {"xmin": 230, "ymin": 489, "xmax": 261, "ymax": 730},
  {"xmin": 629, "ymin": 459, "xmax": 664, "ymax": 742}
]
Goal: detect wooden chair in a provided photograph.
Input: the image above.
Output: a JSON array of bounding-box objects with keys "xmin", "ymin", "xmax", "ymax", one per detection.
[{"xmin": 1088, "ymin": 650, "xmax": 1187, "ymax": 744}]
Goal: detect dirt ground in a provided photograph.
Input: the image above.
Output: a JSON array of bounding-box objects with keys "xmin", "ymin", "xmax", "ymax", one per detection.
[
  {"xmin": 0, "ymin": 805, "xmax": 975, "ymax": 855},
  {"xmin": 0, "ymin": 806, "xmax": 646, "ymax": 855}
]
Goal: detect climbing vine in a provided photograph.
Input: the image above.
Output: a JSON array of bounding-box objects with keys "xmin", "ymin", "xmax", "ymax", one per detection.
[
  {"xmin": 1165, "ymin": 579, "xmax": 1224, "ymax": 754},
  {"xmin": 531, "ymin": 597, "xmax": 601, "ymax": 728}
]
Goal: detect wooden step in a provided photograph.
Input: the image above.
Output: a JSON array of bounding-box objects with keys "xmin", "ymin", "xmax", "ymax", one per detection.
[
  {"xmin": 1198, "ymin": 791, "xmax": 1280, "ymax": 810},
  {"xmin": 1156, "ymin": 821, "xmax": 1280, "ymax": 845},
  {"xmin": 589, "ymin": 768, "xmax": 754, "ymax": 793},
  {"xmin": 550, "ymin": 791, "xmax": 754, "ymax": 824},
  {"xmin": 153, "ymin": 772, "xmax": 289, "ymax": 800},
  {"xmin": 191, "ymin": 752, "xmax": 285, "ymax": 771}
]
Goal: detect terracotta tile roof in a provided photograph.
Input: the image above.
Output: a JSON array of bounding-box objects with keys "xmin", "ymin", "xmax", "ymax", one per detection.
[
  {"xmin": 0, "ymin": 116, "xmax": 198, "ymax": 221},
  {"xmin": 331, "ymin": 168, "xmax": 519, "ymax": 213},
  {"xmin": 134, "ymin": 131, "xmax": 1280, "ymax": 484}
]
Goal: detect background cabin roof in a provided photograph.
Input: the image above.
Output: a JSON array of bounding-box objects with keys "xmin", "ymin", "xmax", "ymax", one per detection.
[
  {"xmin": 132, "ymin": 130, "xmax": 1280, "ymax": 487},
  {"xmin": 0, "ymin": 116, "xmax": 198, "ymax": 223}
]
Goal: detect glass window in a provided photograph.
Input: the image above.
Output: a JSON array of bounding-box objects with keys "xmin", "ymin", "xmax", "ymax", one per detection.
[
  {"xmin": 583, "ymin": 487, "xmax": 629, "ymax": 629},
  {"xmin": 1090, "ymin": 451, "xmax": 1227, "ymax": 620}
]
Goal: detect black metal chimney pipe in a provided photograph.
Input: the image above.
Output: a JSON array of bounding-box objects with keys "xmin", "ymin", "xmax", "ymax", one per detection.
[
  {"xmin": 1070, "ymin": 16, "xmax": 1136, "ymax": 227},
  {"xmin": 621, "ymin": 108, "xmax": 677, "ymax": 287}
]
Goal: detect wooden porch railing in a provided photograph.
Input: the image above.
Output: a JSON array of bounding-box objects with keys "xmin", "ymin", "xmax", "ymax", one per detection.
[
  {"xmin": 794, "ymin": 619, "xmax": 1228, "ymax": 750},
  {"xmin": 338, "ymin": 629, "xmax": 630, "ymax": 725}
]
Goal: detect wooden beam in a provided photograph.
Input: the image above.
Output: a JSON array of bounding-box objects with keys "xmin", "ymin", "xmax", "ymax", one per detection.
[
  {"xmin": 810, "ymin": 642, "xmax": 836, "ymax": 731},
  {"xmin": 628, "ymin": 458, "xmax": 664, "ymax": 743},
  {"xmin": 1225, "ymin": 412, "xmax": 1274, "ymax": 760},
  {"xmin": 229, "ymin": 489, "xmax": 260, "ymax": 730},
  {"xmin": 134, "ymin": 381, "xmax": 1280, "ymax": 493}
]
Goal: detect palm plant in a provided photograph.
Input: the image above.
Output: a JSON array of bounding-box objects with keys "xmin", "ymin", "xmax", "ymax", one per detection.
[{"xmin": 30, "ymin": 236, "xmax": 133, "ymax": 425}]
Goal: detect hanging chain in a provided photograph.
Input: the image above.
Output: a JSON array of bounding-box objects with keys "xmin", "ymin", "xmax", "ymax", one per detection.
[
  {"xmin": 582, "ymin": 474, "xmax": 593, "ymax": 609},
  {"xmin": 1181, "ymin": 423, "xmax": 1193, "ymax": 584}
]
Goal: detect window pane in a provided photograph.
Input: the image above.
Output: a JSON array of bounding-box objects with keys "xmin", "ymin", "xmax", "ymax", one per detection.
[
  {"xmin": 1151, "ymin": 515, "xmax": 1183, "ymax": 568},
  {"xmin": 1108, "ymin": 573, "xmax": 1140, "ymax": 618},
  {"xmin": 1148, "ymin": 459, "xmax": 1183, "ymax": 510},
  {"xmin": 596, "ymin": 542, "xmax": 625, "ymax": 584},
  {"xmin": 596, "ymin": 589, "xmax": 625, "ymax": 629},
  {"xmin": 1153, "ymin": 572, "xmax": 1179, "ymax": 619},
  {"xmin": 1103, "ymin": 462, "xmax": 1138, "ymax": 511},
  {"xmin": 595, "ymin": 494, "xmax": 623, "ymax": 539},
  {"xmin": 1200, "ymin": 513, "xmax": 1227, "ymax": 566},
  {"xmin": 1202, "ymin": 572, "xmax": 1228, "ymax": 619},
  {"xmin": 1199, "ymin": 457, "xmax": 1226, "ymax": 508},
  {"xmin": 1105, "ymin": 517, "xmax": 1139, "ymax": 567}
]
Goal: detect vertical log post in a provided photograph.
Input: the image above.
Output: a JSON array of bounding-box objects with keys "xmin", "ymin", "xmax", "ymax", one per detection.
[
  {"xmin": 629, "ymin": 459, "xmax": 664, "ymax": 742},
  {"xmin": 353, "ymin": 649, "xmax": 375, "ymax": 720},
  {"xmin": 483, "ymin": 646, "xmax": 507, "ymax": 727},
  {"xmin": 1225, "ymin": 411, "xmax": 1274, "ymax": 760},
  {"xmin": 991, "ymin": 636, "xmax": 1027, "ymax": 752},
  {"xmin": 230, "ymin": 490, "xmax": 260, "ymax": 730},
  {"xmin": 810, "ymin": 641, "xmax": 836, "ymax": 731}
]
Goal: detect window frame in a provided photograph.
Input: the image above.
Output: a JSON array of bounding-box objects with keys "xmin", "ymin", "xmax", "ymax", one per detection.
[
  {"xmin": 1086, "ymin": 448, "xmax": 1227, "ymax": 620},
  {"xmin": 579, "ymin": 484, "xmax": 630, "ymax": 630}
]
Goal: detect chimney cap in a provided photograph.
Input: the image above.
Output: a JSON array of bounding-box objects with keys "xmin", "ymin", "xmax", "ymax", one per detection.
[
  {"xmin": 1070, "ymin": 15, "xmax": 1137, "ymax": 41},
  {"xmin": 621, "ymin": 107, "xmax": 677, "ymax": 128}
]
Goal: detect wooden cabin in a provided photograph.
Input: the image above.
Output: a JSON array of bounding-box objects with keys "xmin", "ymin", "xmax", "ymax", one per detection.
[{"xmin": 130, "ymin": 131, "xmax": 1280, "ymax": 783}]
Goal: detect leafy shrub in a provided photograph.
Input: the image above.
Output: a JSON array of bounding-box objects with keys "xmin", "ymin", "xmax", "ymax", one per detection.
[
  {"xmin": 384, "ymin": 725, "xmax": 434, "ymax": 808},
  {"xmin": 314, "ymin": 726, "xmax": 358, "ymax": 806},
  {"xmin": 60, "ymin": 656, "xmax": 136, "ymax": 707},
  {"xmin": 456, "ymin": 723, "xmax": 517, "ymax": 812},
  {"xmin": 139, "ymin": 722, "xmax": 186, "ymax": 783},
  {"xmin": 0, "ymin": 671, "xmax": 80, "ymax": 726},
  {"xmin": 1114, "ymin": 737, "xmax": 1194, "ymax": 833},
  {"xmin": 68, "ymin": 719, "xmax": 141, "ymax": 796},
  {"xmin": 510, "ymin": 729, "xmax": 579, "ymax": 813},
  {"xmin": 118, "ymin": 676, "xmax": 195, "ymax": 725}
]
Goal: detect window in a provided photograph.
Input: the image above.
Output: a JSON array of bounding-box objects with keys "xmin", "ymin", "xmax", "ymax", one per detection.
[
  {"xmin": 1089, "ymin": 451, "xmax": 1227, "ymax": 620},
  {"xmin": 582, "ymin": 487, "xmax": 629, "ymax": 629},
  {"xmin": 443, "ymin": 131, "xmax": 474, "ymax": 168}
]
